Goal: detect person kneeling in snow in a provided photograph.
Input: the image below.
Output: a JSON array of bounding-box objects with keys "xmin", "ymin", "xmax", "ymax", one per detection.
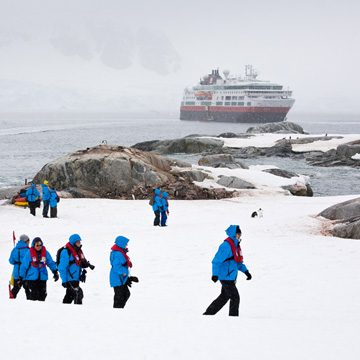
[
  {"xmin": 109, "ymin": 236, "xmax": 139, "ymax": 308},
  {"xmin": 203, "ymin": 225, "xmax": 252, "ymax": 317}
]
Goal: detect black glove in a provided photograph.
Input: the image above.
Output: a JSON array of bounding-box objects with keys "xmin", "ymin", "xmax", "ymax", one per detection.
[
  {"xmin": 211, "ymin": 275, "xmax": 218, "ymax": 283},
  {"xmin": 81, "ymin": 260, "xmax": 95, "ymax": 270},
  {"xmin": 245, "ymin": 271, "xmax": 252, "ymax": 280},
  {"xmin": 17, "ymin": 277, "xmax": 23, "ymax": 287},
  {"xmin": 129, "ymin": 276, "xmax": 139, "ymax": 283},
  {"xmin": 53, "ymin": 271, "xmax": 59, "ymax": 282},
  {"xmin": 62, "ymin": 282, "xmax": 68, "ymax": 288},
  {"xmin": 79, "ymin": 270, "xmax": 87, "ymax": 283},
  {"xmin": 126, "ymin": 277, "xmax": 133, "ymax": 287}
]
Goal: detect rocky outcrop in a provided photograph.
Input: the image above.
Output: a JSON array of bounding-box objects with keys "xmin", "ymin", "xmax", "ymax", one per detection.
[
  {"xmin": 132, "ymin": 137, "xmax": 224, "ymax": 154},
  {"xmin": 198, "ymin": 154, "xmax": 248, "ymax": 169},
  {"xmin": 318, "ymin": 197, "xmax": 360, "ymax": 239},
  {"xmin": 246, "ymin": 122, "xmax": 307, "ymax": 134},
  {"xmin": 306, "ymin": 142, "xmax": 360, "ymax": 168},
  {"xmin": 31, "ymin": 145, "xmax": 235, "ymax": 200},
  {"xmin": 217, "ymin": 176, "xmax": 255, "ymax": 189}
]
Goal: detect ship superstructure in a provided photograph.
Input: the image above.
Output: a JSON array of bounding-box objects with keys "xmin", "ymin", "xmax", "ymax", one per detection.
[{"xmin": 180, "ymin": 65, "xmax": 295, "ymax": 123}]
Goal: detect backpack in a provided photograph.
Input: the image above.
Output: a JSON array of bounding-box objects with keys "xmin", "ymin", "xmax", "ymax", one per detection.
[
  {"xmin": 56, "ymin": 246, "xmax": 73, "ymax": 266},
  {"xmin": 149, "ymin": 192, "xmax": 156, "ymax": 206},
  {"xmin": 55, "ymin": 191, "xmax": 60, "ymax": 203},
  {"xmin": 149, "ymin": 190, "xmax": 162, "ymax": 206}
]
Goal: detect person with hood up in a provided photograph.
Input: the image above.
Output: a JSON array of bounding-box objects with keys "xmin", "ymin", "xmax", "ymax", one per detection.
[
  {"xmin": 19, "ymin": 237, "xmax": 59, "ymax": 301},
  {"xmin": 203, "ymin": 225, "xmax": 252, "ymax": 316},
  {"xmin": 25, "ymin": 184, "xmax": 40, "ymax": 216},
  {"xmin": 160, "ymin": 192, "xmax": 169, "ymax": 227},
  {"xmin": 152, "ymin": 189, "xmax": 162, "ymax": 226},
  {"xmin": 58, "ymin": 234, "xmax": 95, "ymax": 305},
  {"xmin": 110, "ymin": 236, "xmax": 139, "ymax": 308},
  {"xmin": 41, "ymin": 180, "xmax": 51, "ymax": 218},
  {"xmin": 9, "ymin": 234, "xmax": 31, "ymax": 298},
  {"xmin": 49, "ymin": 188, "xmax": 59, "ymax": 218}
]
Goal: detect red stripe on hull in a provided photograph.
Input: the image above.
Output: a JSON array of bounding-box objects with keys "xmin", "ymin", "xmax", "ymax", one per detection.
[{"xmin": 180, "ymin": 105, "xmax": 291, "ymax": 113}]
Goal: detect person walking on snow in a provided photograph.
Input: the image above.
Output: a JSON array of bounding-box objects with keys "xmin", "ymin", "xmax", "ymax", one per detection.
[
  {"xmin": 25, "ymin": 184, "xmax": 40, "ymax": 216},
  {"xmin": 160, "ymin": 192, "xmax": 169, "ymax": 226},
  {"xmin": 203, "ymin": 225, "xmax": 252, "ymax": 316},
  {"xmin": 9, "ymin": 234, "xmax": 31, "ymax": 298},
  {"xmin": 110, "ymin": 236, "xmax": 139, "ymax": 308},
  {"xmin": 19, "ymin": 237, "xmax": 59, "ymax": 301},
  {"xmin": 152, "ymin": 189, "xmax": 162, "ymax": 226},
  {"xmin": 58, "ymin": 234, "xmax": 95, "ymax": 305},
  {"xmin": 41, "ymin": 180, "xmax": 51, "ymax": 218}
]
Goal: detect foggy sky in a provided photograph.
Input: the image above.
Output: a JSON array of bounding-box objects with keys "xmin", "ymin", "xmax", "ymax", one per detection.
[{"xmin": 0, "ymin": 0, "xmax": 359, "ymax": 112}]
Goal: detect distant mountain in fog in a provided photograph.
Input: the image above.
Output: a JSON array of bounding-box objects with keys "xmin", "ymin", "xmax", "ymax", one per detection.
[{"xmin": 0, "ymin": 20, "xmax": 193, "ymax": 112}]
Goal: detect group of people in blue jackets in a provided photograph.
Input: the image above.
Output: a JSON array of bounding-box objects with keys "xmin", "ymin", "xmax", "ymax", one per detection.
[{"xmin": 10, "ymin": 188, "xmax": 252, "ymax": 315}]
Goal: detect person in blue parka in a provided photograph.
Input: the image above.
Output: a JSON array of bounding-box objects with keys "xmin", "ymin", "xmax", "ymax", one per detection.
[
  {"xmin": 110, "ymin": 236, "xmax": 139, "ymax": 308},
  {"xmin": 49, "ymin": 188, "xmax": 58, "ymax": 218},
  {"xmin": 9, "ymin": 234, "xmax": 30, "ymax": 298},
  {"xmin": 203, "ymin": 225, "xmax": 252, "ymax": 316},
  {"xmin": 25, "ymin": 184, "xmax": 40, "ymax": 216},
  {"xmin": 160, "ymin": 192, "xmax": 169, "ymax": 227},
  {"xmin": 58, "ymin": 234, "xmax": 95, "ymax": 305},
  {"xmin": 41, "ymin": 180, "xmax": 51, "ymax": 218},
  {"xmin": 19, "ymin": 237, "xmax": 59, "ymax": 301},
  {"xmin": 152, "ymin": 189, "xmax": 162, "ymax": 226}
]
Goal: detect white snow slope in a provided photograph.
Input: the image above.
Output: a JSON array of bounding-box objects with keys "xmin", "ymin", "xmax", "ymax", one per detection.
[{"xmin": 1, "ymin": 193, "xmax": 360, "ymax": 360}]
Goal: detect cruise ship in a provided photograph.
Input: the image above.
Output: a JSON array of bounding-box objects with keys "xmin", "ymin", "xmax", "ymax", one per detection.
[{"xmin": 180, "ymin": 65, "xmax": 295, "ymax": 123}]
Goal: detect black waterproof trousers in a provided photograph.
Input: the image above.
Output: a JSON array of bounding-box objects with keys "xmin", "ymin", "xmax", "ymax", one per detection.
[
  {"xmin": 12, "ymin": 279, "xmax": 31, "ymax": 299},
  {"xmin": 63, "ymin": 281, "xmax": 84, "ymax": 304},
  {"xmin": 113, "ymin": 285, "xmax": 131, "ymax": 308},
  {"xmin": 153, "ymin": 210, "xmax": 160, "ymax": 226},
  {"xmin": 26, "ymin": 279, "xmax": 47, "ymax": 301},
  {"xmin": 29, "ymin": 201, "xmax": 36, "ymax": 216},
  {"xmin": 204, "ymin": 280, "xmax": 240, "ymax": 316}
]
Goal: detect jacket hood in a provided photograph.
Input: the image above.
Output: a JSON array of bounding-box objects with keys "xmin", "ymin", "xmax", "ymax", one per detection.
[
  {"xmin": 31, "ymin": 237, "xmax": 43, "ymax": 248},
  {"xmin": 16, "ymin": 240, "xmax": 29, "ymax": 248},
  {"xmin": 115, "ymin": 236, "xmax": 130, "ymax": 249},
  {"xmin": 154, "ymin": 189, "xmax": 161, "ymax": 196},
  {"xmin": 30, "ymin": 184, "xmax": 36, "ymax": 188},
  {"xmin": 69, "ymin": 234, "xmax": 82, "ymax": 246},
  {"xmin": 162, "ymin": 192, "xmax": 168, "ymax": 198},
  {"xmin": 225, "ymin": 225, "xmax": 241, "ymax": 242}
]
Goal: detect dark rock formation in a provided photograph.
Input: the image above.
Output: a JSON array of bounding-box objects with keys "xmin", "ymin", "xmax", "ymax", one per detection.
[
  {"xmin": 318, "ymin": 197, "xmax": 360, "ymax": 239},
  {"xmin": 198, "ymin": 154, "xmax": 249, "ymax": 169},
  {"xmin": 246, "ymin": 122, "xmax": 307, "ymax": 134},
  {"xmin": 307, "ymin": 142, "xmax": 360, "ymax": 168},
  {"xmin": 132, "ymin": 137, "xmax": 224, "ymax": 154},
  {"xmin": 217, "ymin": 176, "xmax": 255, "ymax": 189},
  {"xmin": 31, "ymin": 145, "xmax": 235, "ymax": 200}
]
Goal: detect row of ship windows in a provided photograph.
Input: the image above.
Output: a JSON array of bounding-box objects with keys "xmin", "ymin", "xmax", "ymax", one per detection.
[{"xmin": 184, "ymin": 101, "xmax": 252, "ymax": 106}]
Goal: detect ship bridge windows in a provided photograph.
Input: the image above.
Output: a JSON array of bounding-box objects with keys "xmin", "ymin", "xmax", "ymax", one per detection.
[
  {"xmin": 216, "ymin": 101, "xmax": 223, "ymax": 106},
  {"xmin": 201, "ymin": 101, "xmax": 212, "ymax": 106},
  {"xmin": 238, "ymin": 102, "xmax": 244, "ymax": 106},
  {"xmin": 185, "ymin": 101, "xmax": 196, "ymax": 105}
]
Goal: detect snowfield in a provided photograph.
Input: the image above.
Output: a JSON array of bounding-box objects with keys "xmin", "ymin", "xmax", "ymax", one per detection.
[{"xmin": 1, "ymin": 193, "xmax": 360, "ymax": 360}]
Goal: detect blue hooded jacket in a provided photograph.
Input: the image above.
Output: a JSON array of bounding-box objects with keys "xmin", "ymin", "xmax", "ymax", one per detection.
[
  {"xmin": 109, "ymin": 236, "xmax": 131, "ymax": 288},
  {"xmin": 160, "ymin": 192, "xmax": 168, "ymax": 212},
  {"xmin": 41, "ymin": 184, "xmax": 51, "ymax": 201},
  {"xmin": 212, "ymin": 225, "xmax": 248, "ymax": 281},
  {"xmin": 152, "ymin": 189, "xmax": 162, "ymax": 211},
  {"xmin": 25, "ymin": 184, "xmax": 40, "ymax": 202},
  {"xmin": 49, "ymin": 189, "xmax": 58, "ymax": 208},
  {"xmin": 19, "ymin": 238, "xmax": 57, "ymax": 281},
  {"xmin": 58, "ymin": 234, "xmax": 84, "ymax": 283},
  {"xmin": 9, "ymin": 240, "xmax": 30, "ymax": 279}
]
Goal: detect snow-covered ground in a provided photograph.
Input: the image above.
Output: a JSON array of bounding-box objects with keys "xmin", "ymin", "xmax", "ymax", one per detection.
[{"xmin": 1, "ymin": 192, "xmax": 360, "ymax": 359}]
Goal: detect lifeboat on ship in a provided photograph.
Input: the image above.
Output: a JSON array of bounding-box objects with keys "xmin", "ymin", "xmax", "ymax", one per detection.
[{"xmin": 195, "ymin": 91, "xmax": 212, "ymax": 100}]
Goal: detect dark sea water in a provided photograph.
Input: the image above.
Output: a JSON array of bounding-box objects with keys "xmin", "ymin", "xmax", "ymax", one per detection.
[{"xmin": 0, "ymin": 111, "xmax": 359, "ymax": 196}]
